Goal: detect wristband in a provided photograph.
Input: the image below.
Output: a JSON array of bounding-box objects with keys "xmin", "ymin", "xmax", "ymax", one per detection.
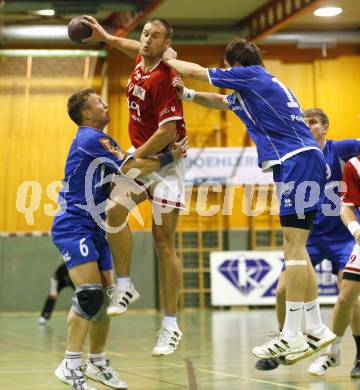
[
  {"xmin": 348, "ymin": 221, "xmax": 360, "ymax": 236},
  {"xmin": 182, "ymin": 87, "xmax": 195, "ymax": 101},
  {"xmin": 158, "ymin": 151, "xmax": 174, "ymax": 167}
]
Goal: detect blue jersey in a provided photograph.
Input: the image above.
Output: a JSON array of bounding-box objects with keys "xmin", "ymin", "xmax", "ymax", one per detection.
[
  {"xmin": 207, "ymin": 66, "xmax": 319, "ymax": 169},
  {"xmin": 308, "ymin": 139, "xmax": 360, "ymax": 243},
  {"xmin": 56, "ymin": 126, "xmax": 131, "ymax": 221}
]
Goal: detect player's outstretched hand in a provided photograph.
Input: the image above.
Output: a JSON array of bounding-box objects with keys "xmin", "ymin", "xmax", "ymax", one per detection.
[
  {"xmin": 171, "ymin": 136, "xmax": 188, "ymax": 160},
  {"xmin": 172, "ymin": 76, "xmax": 185, "ymax": 99},
  {"xmin": 162, "ymin": 47, "xmax": 177, "ymax": 65},
  {"xmin": 81, "ymin": 15, "xmax": 108, "ymax": 43}
]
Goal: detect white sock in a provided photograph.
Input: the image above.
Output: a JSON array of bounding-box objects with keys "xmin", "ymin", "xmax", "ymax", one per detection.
[
  {"xmin": 89, "ymin": 352, "xmax": 107, "ymax": 367},
  {"xmin": 117, "ymin": 277, "xmax": 131, "ymax": 289},
  {"xmin": 282, "ymin": 301, "xmax": 304, "ymax": 339},
  {"xmin": 64, "ymin": 351, "xmax": 82, "ymax": 370},
  {"xmin": 330, "ymin": 336, "xmax": 342, "ymax": 356},
  {"xmin": 163, "ymin": 315, "xmax": 179, "ymax": 331},
  {"xmin": 304, "ymin": 298, "xmax": 323, "ymax": 333}
]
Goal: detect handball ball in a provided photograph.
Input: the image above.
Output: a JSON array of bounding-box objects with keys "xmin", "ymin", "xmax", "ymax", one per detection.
[{"xmin": 68, "ymin": 16, "xmax": 92, "ymax": 44}]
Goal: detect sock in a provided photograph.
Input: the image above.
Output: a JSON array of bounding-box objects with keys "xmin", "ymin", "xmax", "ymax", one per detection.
[
  {"xmin": 163, "ymin": 315, "xmax": 179, "ymax": 331},
  {"xmin": 89, "ymin": 352, "xmax": 107, "ymax": 367},
  {"xmin": 304, "ymin": 298, "xmax": 323, "ymax": 333},
  {"xmin": 282, "ymin": 301, "xmax": 304, "ymax": 339},
  {"xmin": 353, "ymin": 335, "xmax": 360, "ymax": 360},
  {"xmin": 117, "ymin": 276, "xmax": 131, "ymax": 289},
  {"xmin": 330, "ymin": 336, "xmax": 342, "ymax": 356},
  {"xmin": 64, "ymin": 351, "xmax": 82, "ymax": 370}
]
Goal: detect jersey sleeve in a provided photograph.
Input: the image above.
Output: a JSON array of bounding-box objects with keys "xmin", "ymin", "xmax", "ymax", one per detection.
[
  {"xmin": 341, "ymin": 160, "xmax": 360, "ymax": 206},
  {"xmin": 78, "ymin": 133, "xmax": 133, "ymax": 174},
  {"xmin": 151, "ymin": 70, "xmax": 183, "ymax": 127},
  {"xmin": 225, "ymin": 92, "xmax": 238, "ymax": 109},
  {"xmin": 333, "ymin": 139, "xmax": 360, "ymax": 161},
  {"xmin": 207, "ymin": 66, "xmax": 258, "ymax": 90}
]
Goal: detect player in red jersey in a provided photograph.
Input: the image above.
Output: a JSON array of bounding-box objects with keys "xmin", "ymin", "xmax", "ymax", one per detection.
[
  {"xmin": 82, "ymin": 16, "xmax": 185, "ymax": 356},
  {"xmin": 311, "ymin": 156, "xmax": 360, "ymax": 377}
]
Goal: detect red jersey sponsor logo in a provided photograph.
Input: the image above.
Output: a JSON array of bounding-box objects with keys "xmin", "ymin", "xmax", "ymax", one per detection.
[{"xmin": 126, "ymin": 55, "xmax": 186, "ymax": 148}]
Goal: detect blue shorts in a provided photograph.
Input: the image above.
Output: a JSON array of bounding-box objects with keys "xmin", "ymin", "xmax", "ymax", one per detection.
[
  {"xmin": 282, "ymin": 237, "xmax": 354, "ymax": 275},
  {"xmin": 52, "ymin": 213, "xmax": 113, "ymax": 271},
  {"xmin": 307, "ymin": 238, "xmax": 355, "ymax": 275},
  {"xmin": 273, "ymin": 150, "xmax": 326, "ymax": 217}
]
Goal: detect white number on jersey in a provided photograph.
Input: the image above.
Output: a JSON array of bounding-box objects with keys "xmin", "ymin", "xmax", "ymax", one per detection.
[
  {"xmin": 79, "ymin": 238, "xmax": 89, "ymax": 257},
  {"xmin": 272, "ymin": 77, "xmax": 299, "ymax": 108},
  {"xmin": 128, "ymin": 100, "xmax": 141, "ymax": 117}
]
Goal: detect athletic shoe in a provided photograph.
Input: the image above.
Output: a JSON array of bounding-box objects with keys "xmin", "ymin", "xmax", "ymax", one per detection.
[
  {"xmin": 308, "ymin": 352, "xmax": 340, "ymax": 376},
  {"xmin": 255, "ymin": 358, "xmax": 279, "ymax": 370},
  {"xmin": 285, "ymin": 325, "xmax": 336, "ymax": 364},
  {"xmin": 152, "ymin": 328, "xmax": 182, "ymax": 356},
  {"xmin": 85, "ymin": 360, "xmax": 128, "ymax": 389},
  {"xmin": 351, "ymin": 359, "xmax": 360, "ymax": 378},
  {"xmin": 252, "ymin": 332, "xmax": 309, "ymax": 359},
  {"xmin": 55, "ymin": 361, "xmax": 98, "ymax": 390},
  {"xmin": 254, "ymin": 356, "xmax": 289, "ymax": 370},
  {"xmin": 38, "ymin": 316, "xmax": 47, "ymax": 325},
  {"xmin": 106, "ymin": 283, "xmax": 140, "ymax": 316}
]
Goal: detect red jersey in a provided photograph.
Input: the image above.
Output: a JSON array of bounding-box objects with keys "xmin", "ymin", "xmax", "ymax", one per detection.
[
  {"xmin": 126, "ymin": 55, "xmax": 186, "ymax": 148},
  {"xmin": 342, "ymin": 156, "xmax": 360, "ymax": 206}
]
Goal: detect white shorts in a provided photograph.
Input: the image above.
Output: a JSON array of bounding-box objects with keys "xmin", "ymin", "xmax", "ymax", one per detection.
[
  {"xmin": 115, "ymin": 156, "xmax": 186, "ymax": 210},
  {"xmin": 343, "ymin": 244, "xmax": 360, "ymax": 282}
]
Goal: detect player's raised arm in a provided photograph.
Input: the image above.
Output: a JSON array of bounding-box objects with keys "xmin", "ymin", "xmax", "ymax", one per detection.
[
  {"xmin": 122, "ymin": 137, "xmax": 188, "ymax": 176},
  {"xmin": 172, "ymin": 76, "xmax": 228, "ymax": 110},
  {"xmin": 81, "ymin": 15, "xmax": 140, "ymax": 58},
  {"xmin": 162, "ymin": 48, "xmax": 208, "ymax": 81}
]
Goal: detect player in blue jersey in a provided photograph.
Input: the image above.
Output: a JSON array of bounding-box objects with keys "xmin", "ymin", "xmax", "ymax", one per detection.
[
  {"xmin": 254, "ymin": 108, "xmax": 360, "ymax": 375},
  {"xmin": 162, "ymin": 38, "xmax": 336, "ymax": 360},
  {"xmin": 52, "ymin": 88, "xmax": 187, "ymax": 390}
]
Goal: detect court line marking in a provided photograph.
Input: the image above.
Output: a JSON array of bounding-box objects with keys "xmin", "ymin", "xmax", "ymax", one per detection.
[
  {"xmin": 164, "ymin": 362, "xmax": 309, "ymax": 389},
  {"xmin": 104, "ymin": 350, "xmax": 128, "ymax": 358},
  {"xmin": 197, "ymin": 368, "xmax": 238, "ymax": 378},
  {"xmin": 0, "ymin": 329, "xmax": 309, "ymax": 389},
  {"xmin": 241, "ymin": 376, "xmax": 309, "ymax": 390},
  {"xmin": 0, "ymin": 339, "xmax": 186, "ymax": 388},
  {"xmin": 186, "ymin": 359, "xmax": 198, "ymax": 390}
]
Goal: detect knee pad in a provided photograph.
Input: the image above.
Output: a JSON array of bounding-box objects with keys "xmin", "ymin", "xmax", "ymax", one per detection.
[
  {"xmin": 72, "ymin": 284, "xmax": 104, "ymax": 321},
  {"xmin": 94, "ymin": 288, "xmax": 110, "ymax": 322}
]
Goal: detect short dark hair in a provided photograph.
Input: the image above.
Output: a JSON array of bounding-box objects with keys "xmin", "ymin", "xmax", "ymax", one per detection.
[
  {"xmin": 225, "ymin": 38, "xmax": 264, "ymax": 67},
  {"xmin": 67, "ymin": 88, "xmax": 95, "ymax": 125},
  {"xmin": 145, "ymin": 18, "xmax": 173, "ymax": 39},
  {"xmin": 303, "ymin": 108, "xmax": 329, "ymax": 127}
]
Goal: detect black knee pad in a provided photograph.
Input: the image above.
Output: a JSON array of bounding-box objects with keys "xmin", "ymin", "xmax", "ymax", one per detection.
[{"xmin": 72, "ymin": 284, "xmax": 104, "ymax": 320}]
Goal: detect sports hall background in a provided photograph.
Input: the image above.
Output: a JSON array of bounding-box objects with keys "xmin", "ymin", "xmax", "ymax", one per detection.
[{"xmin": 1, "ymin": 0, "xmax": 359, "ymax": 316}]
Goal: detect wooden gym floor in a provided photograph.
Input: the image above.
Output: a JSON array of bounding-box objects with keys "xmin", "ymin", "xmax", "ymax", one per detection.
[{"xmin": 0, "ymin": 308, "xmax": 358, "ymax": 390}]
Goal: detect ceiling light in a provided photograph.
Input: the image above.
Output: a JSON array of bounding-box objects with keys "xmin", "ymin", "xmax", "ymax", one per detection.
[
  {"xmin": 34, "ymin": 9, "xmax": 55, "ymax": 16},
  {"xmin": 313, "ymin": 7, "xmax": 342, "ymax": 17}
]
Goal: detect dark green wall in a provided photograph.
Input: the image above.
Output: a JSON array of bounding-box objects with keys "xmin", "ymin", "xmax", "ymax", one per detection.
[{"xmin": 0, "ymin": 232, "xmax": 157, "ymax": 312}]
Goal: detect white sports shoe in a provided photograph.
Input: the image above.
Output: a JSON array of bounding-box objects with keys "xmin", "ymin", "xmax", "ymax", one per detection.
[
  {"xmin": 308, "ymin": 352, "xmax": 341, "ymax": 376},
  {"xmin": 252, "ymin": 332, "xmax": 309, "ymax": 359},
  {"xmin": 152, "ymin": 328, "xmax": 183, "ymax": 356},
  {"xmin": 85, "ymin": 360, "xmax": 128, "ymax": 389},
  {"xmin": 55, "ymin": 361, "xmax": 98, "ymax": 390},
  {"xmin": 285, "ymin": 325, "xmax": 336, "ymax": 364},
  {"xmin": 38, "ymin": 316, "xmax": 47, "ymax": 325},
  {"xmin": 107, "ymin": 283, "xmax": 140, "ymax": 316}
]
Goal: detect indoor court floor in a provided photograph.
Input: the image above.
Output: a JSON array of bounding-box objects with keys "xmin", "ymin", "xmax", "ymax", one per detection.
[{"xmin": 0, "ymin": 308, "xmax": 358, "ymax": 390}]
